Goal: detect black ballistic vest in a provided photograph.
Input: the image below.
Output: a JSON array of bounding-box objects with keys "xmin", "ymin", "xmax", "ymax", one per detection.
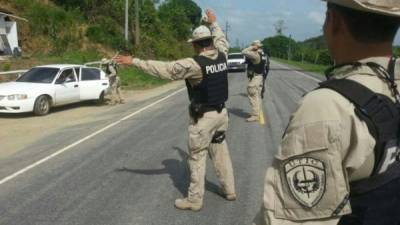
[
  {"xmin": 247, "ymin": 52, "xmax": 266, "ymax": 75},
  {"xmin": 320, "ymin": 58, "xmax": 400, "ymax": 225},
  {"xmin": 185, "ymin": 52, "xmax": 228, "ymax": 105}
]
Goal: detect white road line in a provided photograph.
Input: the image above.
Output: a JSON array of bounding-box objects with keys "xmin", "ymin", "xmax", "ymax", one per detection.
[
  {"xmin": 273, "ymin": 61, "xmax": 323, "ymax": 83},
  {"xmin": 0, "ymin": 87, "xmax": 186, "ymax": 186}
]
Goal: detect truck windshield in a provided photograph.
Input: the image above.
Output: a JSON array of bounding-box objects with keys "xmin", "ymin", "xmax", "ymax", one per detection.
[
  {"xmin": 16, "ymin": 68, "xmax": 60, "ymax": 83},
  {"xmin": 228, "ymin": 54, "xmax": 244, "ymax": 59}
]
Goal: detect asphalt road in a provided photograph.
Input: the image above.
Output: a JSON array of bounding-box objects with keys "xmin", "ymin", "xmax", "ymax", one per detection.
[{"xmin": 0, "ymin": 62, "xmax": 321, "ymax": 225}]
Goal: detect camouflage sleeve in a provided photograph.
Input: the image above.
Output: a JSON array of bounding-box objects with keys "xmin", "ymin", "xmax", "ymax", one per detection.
[
  {"xmin": 242, "ymin": 47, "xmax": 261, "ymax": 64},
  {"xmin": 108, "ymin": 65, "xmax": 117, "ymax": 77},
  {"xmin": 131, "ymin": 58, "xmax": 202, "ymax": 81},
  {"xmin": 255, "ymin": 89, "xmax": 365, "ymax": 225},
  {"xmin": 209, "ymin": 22, "xmax": 229, "ymax": 58}
]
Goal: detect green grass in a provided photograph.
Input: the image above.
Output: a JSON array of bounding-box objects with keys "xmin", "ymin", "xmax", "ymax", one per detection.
[
  {"xmin": 273, "ymin": 58, "xmax": 328, "ymax": 75},
  {"xmin": 119, "ymin": 67, "xmax": 169, "ymax": 90}
]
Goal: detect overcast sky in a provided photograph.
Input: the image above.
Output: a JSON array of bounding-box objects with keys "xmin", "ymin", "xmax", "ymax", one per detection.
[{"xmin": 193, "ymin": 0, "xmax": 400, "ymax": 47}]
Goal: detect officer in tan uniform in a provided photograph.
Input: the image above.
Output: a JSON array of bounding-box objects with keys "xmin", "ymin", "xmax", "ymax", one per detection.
[
  {"xmin": 254, "ymin": 1, "xmax": 400, "ymax": 224},
  {"xmin": 102, "ymin": 58, "xmax": 125, "ymax": 105},
  {"xmin": 114, "ymin": 9, "xmax": 236, "ymax": 211},
  {"xmin": 242, "ymin": 40, "xmax": 266, "ymax": 122}
]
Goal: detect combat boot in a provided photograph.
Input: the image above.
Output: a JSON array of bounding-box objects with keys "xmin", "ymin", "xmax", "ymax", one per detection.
[
  {"xmin": 218, "ymin": 187, "xmax": 237, "ymax": 201},
  {"xmin": 246, "ymin": 116, "xmax": 259, "ymax": 122},
  {"xmin": 174, "ymin": 198, "xmax": 202, "ymax": 211}
]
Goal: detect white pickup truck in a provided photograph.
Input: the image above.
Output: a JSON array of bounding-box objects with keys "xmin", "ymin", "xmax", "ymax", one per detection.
[
  {"xmin": 227, "ymin": 53, "xmax": 247, "ymax": 72},
  {"xmin": 0, "ymin": 64, "xmax": 110, "ymax": 115}
]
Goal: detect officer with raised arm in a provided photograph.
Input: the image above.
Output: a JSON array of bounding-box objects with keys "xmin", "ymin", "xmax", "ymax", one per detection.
[
  {"xmin": 254, "ymin": 0, "xmax": 400, "ymax": 224},
  {"xmin": 114, "ymin": 9, "xmax": 236, "ymax": 211},
  {"xmin": 102, "ymin": 58, "xmax": 125, "ymax": 105},
  {"xmin": 242, "ymin": 40, "xmax": 267, "ymax": 122}
]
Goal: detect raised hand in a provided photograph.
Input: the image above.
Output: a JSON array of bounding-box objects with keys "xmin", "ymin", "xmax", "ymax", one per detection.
[
  {"xmin": 205, "ymin": 9, "xmax": 216, "ymax": 24},
  {"xmin": 113, "ymin": 55, "xmax": 134, "ymax": 65}
]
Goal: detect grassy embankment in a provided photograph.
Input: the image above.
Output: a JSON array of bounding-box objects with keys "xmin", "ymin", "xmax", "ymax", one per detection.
[
  {"xmin": 0, "ymin": 51, "xmax": 168, "ymax": 89},
  {"xmin": 272, "ymin": 58, "xmax": 328, "ymax": 75}
]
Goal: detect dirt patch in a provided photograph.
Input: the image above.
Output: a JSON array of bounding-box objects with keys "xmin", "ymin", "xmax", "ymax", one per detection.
[{"xmin": 0, "ymin": 81, "xmax": 184, "ymax": 158}]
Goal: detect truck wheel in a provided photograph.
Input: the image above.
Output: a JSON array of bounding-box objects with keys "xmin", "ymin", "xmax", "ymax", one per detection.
[{"xmin": 34, "ymin": 95, "xmax": 50, "ymax": 116}]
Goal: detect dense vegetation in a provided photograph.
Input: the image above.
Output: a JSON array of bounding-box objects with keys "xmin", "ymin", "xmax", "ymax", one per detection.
[
  {"xmin": 262, "ymin": 33, "xmax": 400, "ymax": 70},
  {"xmin": 0, "ymin": 0, "xmax": 202, "ymax": 88},
  {"xmin": 262, "ymin": 35, "xmax": 332, "ymax": 66},
  {"xmin": 3, "ymin": 0, "xmax": 201, "ymax": 59}
]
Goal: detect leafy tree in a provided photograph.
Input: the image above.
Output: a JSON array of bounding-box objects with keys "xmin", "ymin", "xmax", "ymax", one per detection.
[
  {"xmin": 393, "ymin": 46, "xmax": 400, "ymax": 56},
  {"xmin": 262, "ymin": 35, "xmax": 297, "ymax": 59},
  {"xmin": 158, "ymin": 0, "xmax": 201, "ymax": 40}
]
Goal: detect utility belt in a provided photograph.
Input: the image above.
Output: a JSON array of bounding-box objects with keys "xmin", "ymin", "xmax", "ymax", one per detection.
[
  {"xmin": 189, "ymin": 102, "xmax": 225, "ymax": 124},
  {"xmin": 248, "ymin": 72, "xmax": 263, "ymax": 80}
]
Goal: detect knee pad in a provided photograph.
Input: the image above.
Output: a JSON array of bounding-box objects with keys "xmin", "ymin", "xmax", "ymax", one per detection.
[{"xmin": 211, "ymin": 131, "xmax": 226, "ymax": 144}]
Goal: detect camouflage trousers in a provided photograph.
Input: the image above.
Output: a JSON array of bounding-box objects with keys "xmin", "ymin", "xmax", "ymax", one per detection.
[
  {"xmin": 247, "ymin": 75, "xmax": 264, "ymax": 117},
  {"xmin": 187, "ymin": 108, "xmax": 236, "ymax": 203},
  {"xmin": 109, "ymin": 77, "xmax": 124, "ymax": 104}
]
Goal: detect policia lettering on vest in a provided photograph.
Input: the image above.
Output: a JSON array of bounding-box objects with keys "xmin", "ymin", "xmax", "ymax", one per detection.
[
  {"xmin": 186, "ymin": 52, "xmax": 228, "ymax": 124},
  {"xmin": 114, "ymin": 8, "xmax": 236, "ymax": 212},
  {"xmin": 253, "ymin": 1, "xmax": 400, "ymax": 225}
]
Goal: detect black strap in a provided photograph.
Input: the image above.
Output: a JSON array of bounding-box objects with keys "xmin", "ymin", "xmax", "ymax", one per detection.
[
  {"xmin": 319, "ymin": 79, "xmax": 379, "ymax": 140},
  {"xmin": 388, "ymin": 57, "xmax": 397, "ymax": 82},
  {"xmin": 319, "ymin": 79, "xmax": 400, "ymax": 174}
]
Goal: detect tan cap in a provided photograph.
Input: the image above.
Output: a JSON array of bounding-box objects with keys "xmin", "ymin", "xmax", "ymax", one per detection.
[
  {"xmin": 252, "ymin": 40, "xmax": 263, "ymax": 48},
  {"xmin": 324, "ymin": 0, "xmax": 400, "ymax": 17},
  {"xmin": 188, "ymin": 25, "xmax": 214, "ymax": 43}
]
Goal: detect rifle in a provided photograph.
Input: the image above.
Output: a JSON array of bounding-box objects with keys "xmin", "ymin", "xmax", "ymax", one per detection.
[{"xmin": 261, "ymin": 55, "xmax": 270, "ymax": 99}]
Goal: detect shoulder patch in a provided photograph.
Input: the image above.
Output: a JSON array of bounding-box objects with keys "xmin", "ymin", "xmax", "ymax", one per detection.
[
  {"xmin": 172, "ymin": 63, "xmax": 188, "ymax": 74},
  {"xmin": 284, "ymin": 157, "xmax": 326, "ymax": 208}
]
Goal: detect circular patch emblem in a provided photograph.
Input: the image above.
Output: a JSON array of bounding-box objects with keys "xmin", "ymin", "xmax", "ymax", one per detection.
[{"xmin": 284, "ymin": 157, "xmax": 326, "ymax": 208}]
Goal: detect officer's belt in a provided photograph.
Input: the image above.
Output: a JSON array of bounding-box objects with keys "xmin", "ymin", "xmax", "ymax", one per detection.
[{"xmin": 201, "ymin": 103, "xmax": 225, "ymax": 113}]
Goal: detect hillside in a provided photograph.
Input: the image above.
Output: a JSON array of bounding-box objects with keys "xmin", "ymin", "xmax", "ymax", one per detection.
[
  {"xmin": 0, "ymin": 0, "xmax": 107, "ymax": 56},
  {"xmin": 0, "ymin": 0, "xmax": 201, "ymax": 61},
  {"xmin": 0, "ymin": 0, "xmax": 201, "ymax": 88}
]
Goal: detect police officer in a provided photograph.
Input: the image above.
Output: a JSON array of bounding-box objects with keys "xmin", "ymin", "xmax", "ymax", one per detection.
[
  {"xmin": 254, "ymin": 0, "xmax": 400, "ymax": 224},
  {"xmin": 102, "ymin": 58, "xmax": 125, "ymax": 105},
  {"xmin": 114, "ymin": 9, "xmax": 236, "ymax": 211},
  {"xmin": 242, "ymin": 40, "xmax": 266, "ymax": 122}
]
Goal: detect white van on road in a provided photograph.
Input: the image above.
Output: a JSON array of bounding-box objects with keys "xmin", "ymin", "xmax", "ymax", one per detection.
[
  {"xmin": 0, "ymin": 64, "xmax": 109, "ymax": 115},
  {"xmin": 227, "ymin": 53, "xmax": 246, "ymax": 72}
]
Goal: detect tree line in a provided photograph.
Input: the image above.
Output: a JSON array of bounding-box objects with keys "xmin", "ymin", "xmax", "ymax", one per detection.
[
  {"xmin": 261, "ymin": 20, "xmax": 400, "ymax": 67},
  {"xmin": 262, "ymin": 35, "xmax": 332, "ymax": 66},
  {"xmin": 11, "ymin": 0, "xmax": 202, "ymax": 59}
]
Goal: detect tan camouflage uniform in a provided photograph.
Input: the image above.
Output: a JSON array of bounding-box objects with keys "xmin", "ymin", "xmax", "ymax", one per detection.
[
  {"xmin": 106, "ymin": 63, "xmax": 124, "ymax": 104},
  {"xmin": 242, "ymin": 46, "xmax": 264, "ymax": 119},
  {"xmin": 253, "ymin": 57, "xmax": 400, "ymax": 224},
  {"xmin": 131, "ymin": 22, "xmax": 236, "ymax": 207}
]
